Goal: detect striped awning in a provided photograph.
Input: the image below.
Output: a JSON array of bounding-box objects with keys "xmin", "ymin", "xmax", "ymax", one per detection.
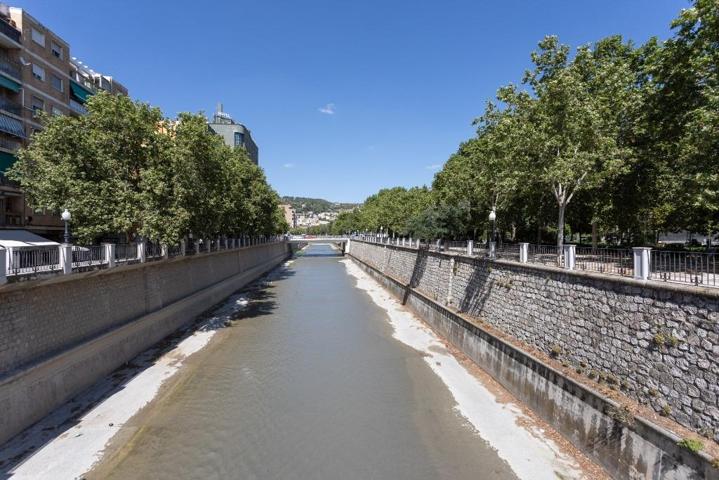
[{"xmin": 0, "ymin": 112, "xmax": 24, "ymax": 138}]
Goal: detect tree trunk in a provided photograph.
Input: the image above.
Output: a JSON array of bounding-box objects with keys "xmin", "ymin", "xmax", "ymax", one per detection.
[
  {"xmin": 536, "ymin": 222, "xmax": 542, "ymax": 244},
  {"xmin": 557, "ymin": 203, "xmax": 566, "ymax": 252},
  {"xmin": 591, "ymin": 221, "xmax": 598, "ymax": 249}
]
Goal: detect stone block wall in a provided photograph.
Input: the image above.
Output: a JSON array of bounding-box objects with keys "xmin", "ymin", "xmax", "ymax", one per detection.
[
  {"xmin": 349, "ymin": 240, "xmax": 719, "ymax": 440},
  {"xmin": 0, "ymin": 242, "xmax": 290, "ymax": 445}
]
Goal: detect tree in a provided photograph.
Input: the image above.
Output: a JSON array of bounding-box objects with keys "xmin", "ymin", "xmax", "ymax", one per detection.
[
  {"xmin": 516, "ymin": 36, "xmax": 638, "ymax": 251},
  {"xmin": 8, "ymin": 93, "xmax": 286, "ymax": 244},
  {"xmin": 648, "ymin": 0, "xmax": 719, "ymax": 241}
]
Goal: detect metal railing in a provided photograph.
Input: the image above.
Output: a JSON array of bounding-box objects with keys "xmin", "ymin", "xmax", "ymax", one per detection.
[
  {"xmin": 652, "ymin": 250, "xmax": 717, "ymax": 287},
  {"xmin": 575, "ymin": 247, "xmax": 633, "ymax": 277},
  {"xmin": 167, "ymin": 244, "xmax": 183, "ymax": 258},
  {"xmin": 0, "ymin": 54, "xmax": 20, "ymax": 80},
  {"xmin": 72, "ymin": 245, "xmax": 106, "ymax": 271},
  {"xmin": 528, "ymin": 244, "xmax": 562, "ymax": 266},
  {"xmin": 8, "ymin": 246, "xmax": 60, "ymax": 275},
  {"xmin": 145, "ymin": 241, "xmax": 163, "ymax": 261},
  {"xmin": 0, "ymin": 20, "xmax": 21, "ymax": 44},
  {"xmin": 68, "ymin": 99, "xmax": 87, "ymax": 115},
  {"xmin": 115, "ymin": 243, "xmax": 139, "ymax": 265},
  {"xmin": 0, "ymin": 134, "xmax": 20, "ymax": 151},
  {"xmin": 496, "ymin": 243, "xmax": 521, "ymax": 261},
  {"xmin": 0, "ymin": 96, "xmax": 22, "ymax": 117},
  {"xmin": 1, "ymin": 237, "xmax": 286, "ymax": 281}
]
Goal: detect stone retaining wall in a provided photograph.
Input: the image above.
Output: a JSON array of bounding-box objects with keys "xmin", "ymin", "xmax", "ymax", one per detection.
[
  {"xmin": 0, "ymin": 242, "xmax": 290, "ymax": 445},
  {"xmin": 349, "ymin": 240, "xmax": 719, "ymax": 441}
]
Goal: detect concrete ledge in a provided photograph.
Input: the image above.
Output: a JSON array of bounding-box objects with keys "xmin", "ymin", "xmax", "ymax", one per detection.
[
  {"xmin": 0, "ymin": 248, "xmax": 289, "ymax": 446},
  {"xmin": 350, "ymin": 253, "xmax": 719, "ymax": 480}
]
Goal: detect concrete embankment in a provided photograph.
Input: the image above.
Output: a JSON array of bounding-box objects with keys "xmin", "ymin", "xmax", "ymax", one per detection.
[
  {"xmin": 0, "ymin": 241, "xmax": 291, "ymax": 446},
  {"xmin": 348, "ymin": 240, "xmax": 719, "ymax": 480}
]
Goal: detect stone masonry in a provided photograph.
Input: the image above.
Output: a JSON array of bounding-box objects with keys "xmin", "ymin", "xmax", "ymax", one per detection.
[{"xmin": 350, "ymin": 240, "xmax": 719, "ymax": 440}]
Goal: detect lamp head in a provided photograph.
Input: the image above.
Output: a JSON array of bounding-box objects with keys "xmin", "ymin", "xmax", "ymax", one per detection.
[
  {"xmin": 61, "ymin": 209, "xmax": 71, "ymax": 222},
  {"xmin": 488, "ymin": 209, "xmax": 496, "ymax": 221}
]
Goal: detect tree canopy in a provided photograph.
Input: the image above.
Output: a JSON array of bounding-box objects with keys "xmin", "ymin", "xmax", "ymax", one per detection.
[
  {"xmin": 9, "ymin": 92, "xmax": 287, "ymax": 244},
  {"xmin": 325, "ymin": 0, "xmax": 718, "ymax": 247}
]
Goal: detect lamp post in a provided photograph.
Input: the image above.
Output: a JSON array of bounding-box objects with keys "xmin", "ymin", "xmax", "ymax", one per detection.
[
  {"xmin": 488, "ymin": 208, "xmax": 497, "ymax": 243},
  {"xmin": 61, "ymin": 209, "xmax": 71, "ymax": 244}
]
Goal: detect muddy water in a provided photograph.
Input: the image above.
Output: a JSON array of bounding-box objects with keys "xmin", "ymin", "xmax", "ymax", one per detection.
[{"xmin": 90, "ymin": 244, "xmax": 520, "ymax": 480}]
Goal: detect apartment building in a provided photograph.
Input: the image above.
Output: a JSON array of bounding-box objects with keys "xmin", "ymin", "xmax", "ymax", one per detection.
[
  {"xmin": 208, "ymin": 103, "xmax": 259, "ymax": 165},
  {"xmin": 0, "ymin": 5, "xmax": 127, "ymax": 240}
]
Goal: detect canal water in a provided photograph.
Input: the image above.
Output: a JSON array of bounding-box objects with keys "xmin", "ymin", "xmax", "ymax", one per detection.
[{"xmin": 81, "ymin": 243, "xmax": 580, "ymax": 480}]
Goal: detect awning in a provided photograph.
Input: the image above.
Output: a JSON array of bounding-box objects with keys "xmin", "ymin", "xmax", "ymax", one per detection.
[
  {"xmin": 0, "ymin": 112, "xmax": 24, "ymax": 138},
  {"xmin": 0, "ymin": 74, "xmax": 21, "ymax": 93},
  {"xmin": 0, "ymin": 151, "xmax": 16, "ymax": 172},
  {"xmin": 70, "ymin": 81, "xmax": 93, "ymax": 103},
  {"xmin": 0, "ymin": 229, "xmax": 59, "ymax": 248}
]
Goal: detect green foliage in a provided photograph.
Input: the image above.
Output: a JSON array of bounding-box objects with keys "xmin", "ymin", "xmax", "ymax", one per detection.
[
  {"xmin": 677, "ymin": 438, "xmax": 704, "ymax": 453},
  {"xmin": 8, "ymin": 93, "xmax": 285, "ymax": 244},
  {"xmin": 333, "ymin": 0, "xmax": 717, "ymax": 246}
]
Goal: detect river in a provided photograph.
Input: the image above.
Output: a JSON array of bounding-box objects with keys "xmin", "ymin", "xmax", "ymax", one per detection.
[{"xmin": 3, "ymin": 243, "xmax": 590, "ymax": 479}]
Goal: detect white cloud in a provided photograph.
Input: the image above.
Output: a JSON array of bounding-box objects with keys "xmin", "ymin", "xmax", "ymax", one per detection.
[
  {"xmin": 283, "ymin": 163, "xmax": 295, "ymax": 169},
  {"xmin": 426, "ymin": 164, "xmax": 442, "ymax": 171},
  {"xmin": 318, "ymin": 103, "xmax": 336, "ymax": 115}
]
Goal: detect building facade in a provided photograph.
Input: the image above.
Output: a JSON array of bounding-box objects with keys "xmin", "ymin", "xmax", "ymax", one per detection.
[
  {"xmin": 0, "ymin": 5, "xmax": 126, "ymax": 240},
  {"xmin": 208, "ymin": 103, "xmax": 258, "ymax": 165},
  {"xmin": 280, "ymin": 204, "xmax": 296, "ymax": 229}
]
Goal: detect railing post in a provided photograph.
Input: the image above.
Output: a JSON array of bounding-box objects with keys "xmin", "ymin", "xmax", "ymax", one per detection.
[
  {"xmin": 519, "ymin": 243, "xmax": 529, "ymax": 263},
  {"xmin": 205, "ymin": 238, "xmax": 211, "ymax": 252},
  {"xmin": 436, "ymin": 239, "xmax": 441, "ymax": 251},
  {"xmin": 633, "ymin": 247, "xmax": 651, "ymax": 280},
  {"xmin": 137, "ymin": 241, "xmax": 147, "ymax": 263},
  {"xmin": 161, "ymin": 244, "xmax": 169, "ymax": 259},
  {"xmin": 489, "ymin": 241, "xmax": 496, "ymax": 259},
  {"xmin": 60, "ymin": 243, "xmax": 73, "ymax": 275},
  {"xmin": 104, "ymin": 243, "xmax": 116, "ymax": 268},
  {"xmin": 563, "ymin": 244, "xmax": 576, "ymax": 270},
  {"xmin": 467, "ymin": 240, "xmax": 474, "ymax": 256},
  {"xmin": 195, "ymin": 240, "xmax": 201, "ymax": 255},
  {"xmin": 180, "ymin": 239, "xmax": 187, "ymax": 256},
  {"xmin": 0, "ymin": 246, "xmax": 7, "ymax": 284}
]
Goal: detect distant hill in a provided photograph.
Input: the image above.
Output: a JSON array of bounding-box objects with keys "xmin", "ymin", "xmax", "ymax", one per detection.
[{"xmin": 281, "ymin": 196, "xmax": 359, "ymax": 213}]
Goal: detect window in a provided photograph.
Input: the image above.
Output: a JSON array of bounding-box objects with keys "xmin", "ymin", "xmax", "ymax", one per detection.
[
  {"xmin": 234, "ymin": 131, "xmax": 244, "ymax": 147},
  {"xmin": 31, "ymin": 96, "xmax": 44, "ymax": 116},
  {"xmin": 51, "ymin": 41, "xmax": 63, "ymax": 59},
  {"xmin": 50, "ymin": 74, "xmax": 63, "ymax": 92},
  {"xmin": 51, "ymin": 106, "xmax": 62, "ymax": 116},
  {"xmin": 31, "ymin": 27, "xmax": 45, "ymax": 46},
  {"xmin": 31, "ymin": 64, "xmax": 45, "ymax": 81}
]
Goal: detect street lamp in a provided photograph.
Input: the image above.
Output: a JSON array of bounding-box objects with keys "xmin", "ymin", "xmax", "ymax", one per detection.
[
  {"xmin": 61, "ymin": 208, "xmax": 71, "ymax": 244},
  {"xmin": 488, "ymin": 209, "xmax": 497, "ymax": 243}
]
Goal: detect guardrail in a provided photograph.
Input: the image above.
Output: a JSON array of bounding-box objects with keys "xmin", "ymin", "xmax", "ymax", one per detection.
[
  {"xmin": 351, "ymin": 235, "xmax": 718, "ymax": 289},
  {"xmin": 0, "ymin": 235, "xmax": 286, "ymax": 283}
]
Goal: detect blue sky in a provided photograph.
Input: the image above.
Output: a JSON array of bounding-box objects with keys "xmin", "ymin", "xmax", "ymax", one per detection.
[{"xmin": 19, "ymin": 0, "xmax": 688, "ymax": 202}]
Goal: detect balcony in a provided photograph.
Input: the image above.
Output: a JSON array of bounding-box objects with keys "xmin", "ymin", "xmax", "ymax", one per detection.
[
  {"xmin": 0, "ymin": 135, "xmax": 20, "ymax": 152},
  {"xmin": 69, "ymin": 99, "xmax": 87, "ymax": 115},
  {"xmin": 0, "ymin": 111, "xmax": 24, "ymax": 138},
  {"xmin": 0, "ymin": 53, "xmax": 20, "ymax": 80},
  {"xmin": 0, "ymin": 97, "xmax": 22, "ymax": 116},
  {"xmin": 0, "ymin": 20, "xmax": 20, "ymax": 46}
]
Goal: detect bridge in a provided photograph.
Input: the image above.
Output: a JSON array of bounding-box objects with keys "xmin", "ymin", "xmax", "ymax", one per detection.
[{"xmin": 287, "ymin": 235, "xmax": 350, "ymax": 254}]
